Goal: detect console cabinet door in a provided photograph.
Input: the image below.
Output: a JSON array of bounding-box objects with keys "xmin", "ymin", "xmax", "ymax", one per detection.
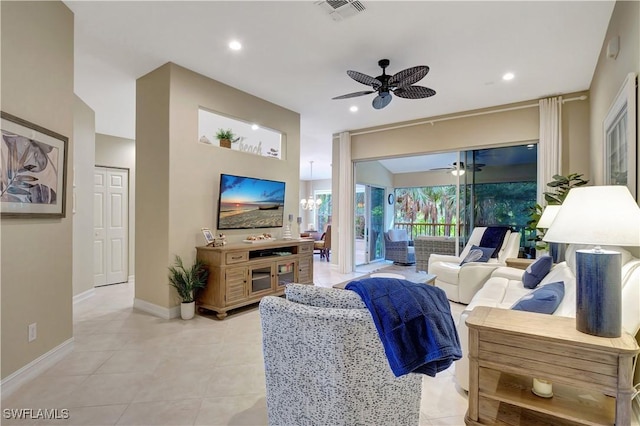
[
  {"xmin": 248, "ymin": 263, "xmax": 275, "ymax": 298},
  {"xmin": 276, "ymin": 260, "xmax": 297, "ymax": 289},
  {"xmin": 225, "ymin": 267, "xmax": 248, "ymax": 305},
  {"xmin": 298, "ymin": 256, "xmax": 313, "ymax": 284}
]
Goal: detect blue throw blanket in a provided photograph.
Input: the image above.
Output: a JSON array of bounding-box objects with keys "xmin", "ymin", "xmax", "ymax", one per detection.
[
  {"xmin": 479, "ymin": 226, "xmax": 510, "ymax": 258},
  {"xmin": 345, "ymin": 278, "xmax": 461, "ymax": 377}
]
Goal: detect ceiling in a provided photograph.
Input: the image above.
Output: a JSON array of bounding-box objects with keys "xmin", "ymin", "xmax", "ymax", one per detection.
[{"xmin": 66, "ymin": 1, "xmax": 614, "ymax": 180}]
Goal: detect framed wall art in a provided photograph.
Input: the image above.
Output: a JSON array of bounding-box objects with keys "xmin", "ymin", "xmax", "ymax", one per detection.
[
  {"xmin": 603, "ymin": 73, "xmax": 637, "ymax": 199},
  {"xmin": 1, "ymin": 112, "xmax": 68, "ymax": 218}
]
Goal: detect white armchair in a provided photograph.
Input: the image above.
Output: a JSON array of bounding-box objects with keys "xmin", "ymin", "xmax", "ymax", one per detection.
[
  {"xmin": 259, "ymin": 284, "xmax": 422, "ymax": 426},
  {"xmin": 428, "ymin": 227, "xmax": 521, "ymax": 304}
]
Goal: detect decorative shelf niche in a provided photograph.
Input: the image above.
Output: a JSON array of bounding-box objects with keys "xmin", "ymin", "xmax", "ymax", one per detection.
[{"xmin": 198, "ymin": 107, "xmax": 284, "ymax": 159}]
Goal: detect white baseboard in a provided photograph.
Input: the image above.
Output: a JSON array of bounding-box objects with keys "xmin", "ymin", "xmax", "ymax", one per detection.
[
  {"xmin": 73, "ymin": 288, "xmax": 95, "ymax": 304},
  {"xmin": 127, "ymin": 275, "xmax": 135, "ymax": 283},
  {"xmin": 0, "ymin": 338, "xmax": 74, "ymax": 399},
  {"xmin": 133, "ymin": 298, "xmax": 179, "ymax": 319}
]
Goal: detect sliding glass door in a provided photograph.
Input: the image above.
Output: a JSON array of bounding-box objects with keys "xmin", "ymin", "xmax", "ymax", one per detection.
[
  {"xmin": 459, "ymin": 145, "xmax": 538, "ymax": 257},
  {"xmin": 389, "ymin": 143, "xmax": 537, "ymax": 260},
  {"xmin": 355, "ymin": 184, "xmax": 385, "ymax": 265}
]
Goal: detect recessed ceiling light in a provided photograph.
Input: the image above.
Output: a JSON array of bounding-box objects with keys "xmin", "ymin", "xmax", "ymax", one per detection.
[
  {"xmin": 350, "ymin": 106, "xmax": 358, "ymax": 112},
  {"xmin": 251, "ymin": 124, "xmax": 259, "ymax": 130},
  {"xmin": 527, "ymin": 144, "xmax": 535, "ymax": 148},
  {"xmin": 502, "ymin": 72, "xmax": 515, "ymax": 81},
  {"xmin": 228, "ymin": 40, "xmax": 242, "ymax": 51}
]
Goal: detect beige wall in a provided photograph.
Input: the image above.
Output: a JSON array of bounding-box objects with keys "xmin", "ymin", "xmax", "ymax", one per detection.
[
  {"xmin": 136, "ymin": 63, "xmax": 300, "ymax": 310},
  {"xmin": 351, "ymin": 95, "xmax": 590, "ymax": 177},
  {"xmin": 589, "ymin": 0, "xmax": 639, "ymax": 191},
  {"xmin": 135, "ymin": 64, "xmax": 171, "ymax": 309},
  {"xmin": 73, "ymin": 96, "xmax": 96, "ymax": 297},
  {"xmin": 351, "ymin": 101, "xmax": 540, "ymax": 161},
  {"xmin": 95, "ymin": 133, "xmax": 136, "ymax": 278},
  {"xmin": 562, "ymin": 92, "xmax": 591, "ymax": 178},
  {"xmin": 0, "ymin": 1, "xmax": 74, "ymax": 379}
]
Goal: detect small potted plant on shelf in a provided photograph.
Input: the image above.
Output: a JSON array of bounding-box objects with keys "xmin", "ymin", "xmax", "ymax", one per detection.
[
  {"xmin": 168, "ymin": 255, "xmax": 209, "ymax": 320},
  {"xmin": 216, "ymin": 128, "xmax": 236, "ymax": 149}
]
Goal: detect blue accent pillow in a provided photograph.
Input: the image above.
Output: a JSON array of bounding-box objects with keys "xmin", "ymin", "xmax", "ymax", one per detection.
[
  {"xmin": 522, "ymin": 255, "xmax": 553, "ymax": 289},
  {"xmin": 511, "ymin": 281, "xmax": 564, "ymax": 314},
  {"xmin": 460, "ymin": 246, "xmax": 495, "ymax": 265}
]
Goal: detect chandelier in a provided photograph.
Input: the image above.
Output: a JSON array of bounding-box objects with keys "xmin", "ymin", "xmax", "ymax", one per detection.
[{"xmin": 300, "ymin": 161, "xmax": 322, "ymax": 210}]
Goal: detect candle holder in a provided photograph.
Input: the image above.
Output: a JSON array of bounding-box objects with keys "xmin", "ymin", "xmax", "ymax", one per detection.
[
  {"xmin": 532, "ymin": 378, "xmax": 553, "ymax": 398},
  {"xmin": 283, "ymin": 215, "xmax": 293, "ymax": 240}
]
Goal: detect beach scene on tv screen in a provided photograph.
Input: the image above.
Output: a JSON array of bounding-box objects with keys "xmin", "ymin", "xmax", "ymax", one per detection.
[{"xmin": 218, "ymin": 175, "xmax": 285, "ymax": 229}]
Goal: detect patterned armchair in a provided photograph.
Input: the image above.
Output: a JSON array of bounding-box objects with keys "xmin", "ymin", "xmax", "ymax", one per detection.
[
  {"xmin": 259, "ymin": 284, "xmax": 422, "ymax": 426},
  {"xmin": 384, "ymin": 229, "xmax": 416, "ymax": 265}
]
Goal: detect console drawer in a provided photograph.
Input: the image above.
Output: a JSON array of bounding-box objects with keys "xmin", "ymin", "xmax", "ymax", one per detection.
[{"xmin": 226, "ymin": 251, "xmax": 248, "ymax": 264}]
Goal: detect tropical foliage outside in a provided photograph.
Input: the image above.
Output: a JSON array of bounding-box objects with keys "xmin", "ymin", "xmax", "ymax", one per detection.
[
  {"xmin": 394, "ymin": 182, "xmax": 538, "ymax": 254},
  {"xmin": 315, "ymin": 192, "xmax": 332, "ymax": 232}
]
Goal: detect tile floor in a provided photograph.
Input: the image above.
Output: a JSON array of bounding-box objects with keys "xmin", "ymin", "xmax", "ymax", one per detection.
[{"xmin": 1, "ymin": 260, "xmax": 469, "ymax": 426}]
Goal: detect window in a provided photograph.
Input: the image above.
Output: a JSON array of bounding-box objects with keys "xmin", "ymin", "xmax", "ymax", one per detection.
[{"xmin": 314, "ymin": 190, "xmax": 332, "ymax": 232}]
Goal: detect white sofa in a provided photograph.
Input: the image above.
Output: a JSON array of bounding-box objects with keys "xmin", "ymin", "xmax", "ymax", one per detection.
[
  {"xmin": 428, "ymin": 227, "xmax": 521, "ymax": 304},
  {"xmin": 455, "ymin": 244, "xmax": 640, "ymax": 391}
]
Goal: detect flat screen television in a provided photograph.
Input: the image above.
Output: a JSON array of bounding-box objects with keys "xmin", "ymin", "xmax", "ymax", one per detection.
[{"xmin": 217, "ymin": 173, "xmax": 286, "ymax": 230}]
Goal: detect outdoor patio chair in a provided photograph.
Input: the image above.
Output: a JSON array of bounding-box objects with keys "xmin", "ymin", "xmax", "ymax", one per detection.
[{"xmin": 384, "ymin": 229, "xmax": 415, "ymax": 265}]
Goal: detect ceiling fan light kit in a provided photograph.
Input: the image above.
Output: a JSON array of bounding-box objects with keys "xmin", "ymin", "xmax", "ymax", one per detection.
[{"xmin": 333, "ymin": 59, "xmax": 436, "ymax": 109}]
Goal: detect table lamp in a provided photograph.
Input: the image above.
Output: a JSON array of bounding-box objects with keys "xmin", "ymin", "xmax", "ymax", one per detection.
[
  {"xmin": 543, "ymin": 186, "xmax": 640, "ymax": 337},
  {"xmin": 536, "ymin": 205, "xmax": 564, "ymax": 262}
]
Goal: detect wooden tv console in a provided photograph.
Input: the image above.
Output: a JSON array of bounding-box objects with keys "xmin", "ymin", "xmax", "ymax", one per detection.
[{"xmin": 196, "ymin": 239, "xmax": 314, "ymax": 319}]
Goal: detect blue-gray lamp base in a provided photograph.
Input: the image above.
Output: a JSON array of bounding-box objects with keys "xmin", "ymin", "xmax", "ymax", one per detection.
[
  {"xmin": 575, "ymin": 250, "xmax": 621, "ymax": 338},
  {"xmin": 549, "ymin": 242, "xmax": 566, "ymax": 263}
]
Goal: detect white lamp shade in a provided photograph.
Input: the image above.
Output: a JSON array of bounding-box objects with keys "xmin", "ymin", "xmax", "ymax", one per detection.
[
  {"xmin": 543, "ymin": 186, "xmax": 640, "ymax": 246},
  {"xmin": 536, "ymin": 205, "xmax": 561, "ymax": 229}
]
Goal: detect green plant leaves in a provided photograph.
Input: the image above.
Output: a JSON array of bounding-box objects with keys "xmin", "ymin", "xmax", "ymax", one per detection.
[
  {"xmin": 543, "ymin": 173, "xmax": 588, "ymax": 205},
  {"xmin": 168, "ymin": 255, "xmax": 209, "ymax": 303}
]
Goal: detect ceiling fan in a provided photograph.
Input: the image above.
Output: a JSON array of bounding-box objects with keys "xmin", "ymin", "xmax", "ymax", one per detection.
[
  {"xmin": 332, "ymin": 59, "xmax": 436, "ymax": 109},
  {"xmin": 430, "ymin": 162, "xmax": 485, "ymax": 175}
]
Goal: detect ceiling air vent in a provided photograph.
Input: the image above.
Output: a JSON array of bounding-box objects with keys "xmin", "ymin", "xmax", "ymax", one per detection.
[{"xmin": 316, "ymin": 0, "xmax": 366, "ymax": 21}]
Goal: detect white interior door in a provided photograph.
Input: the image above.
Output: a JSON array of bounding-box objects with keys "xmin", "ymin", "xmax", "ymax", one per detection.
[{"xmin": 94, "ymin": 167, "xmax": 129, "ymax": 286}]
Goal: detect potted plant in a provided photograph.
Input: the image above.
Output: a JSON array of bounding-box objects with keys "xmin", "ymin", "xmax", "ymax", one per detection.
[
  {"xmin": 526, "ymin": 173, "xmax": 588, "ymax": 253},
  {"xmin": 216, "ymin": 128, "xmax": 236, "ymax": 149},
  {"xmin": 168, "ymin": 255, "xmax": 209, "ymax": 319}
]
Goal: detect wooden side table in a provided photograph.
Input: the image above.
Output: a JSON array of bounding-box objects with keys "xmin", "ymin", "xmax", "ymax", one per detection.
[
  {"xmin": 505, "ymin": 258, "xmax": 535, "ymax": 270},
  {"xmin": 465, "ymin": 307, "xmax": 639, "ymax": 425}
]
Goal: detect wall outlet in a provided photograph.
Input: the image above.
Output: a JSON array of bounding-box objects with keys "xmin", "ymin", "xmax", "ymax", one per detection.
[{"xmin": 28, "ymin": 323, "xmax": 37, "ymax": 342}]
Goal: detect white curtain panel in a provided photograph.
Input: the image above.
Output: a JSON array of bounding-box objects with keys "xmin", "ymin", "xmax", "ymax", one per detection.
[
  {"xmin": 335, "ymin": 131, "xmax": 354, "ymax": 273},
  {"xmin": 537, "ymin": 96, "xmax": 563, "ymax": 205}
]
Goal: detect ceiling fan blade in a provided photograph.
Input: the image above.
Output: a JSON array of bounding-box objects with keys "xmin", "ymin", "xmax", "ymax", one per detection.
[
  {"xmin": 393, "ymin": 85, "xmax": 436, "ymax": 99},
  {"xmin": 430, "ymin": 167, "xmax": 454, "ymax": 171},
  {"xmin": 389, "ymin": 66, "xmax": 429, "ymax": 88},
  {"xmin": 332, "ymin": 90, "xmax": 375, "ymax": 100},
  {"xmin": 347, "ymin": 70, "xmax": 382, "ymax": 89},
  {"xmin": 372, "ymin": 92, "xmax": 392, "ymax": 109}
]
